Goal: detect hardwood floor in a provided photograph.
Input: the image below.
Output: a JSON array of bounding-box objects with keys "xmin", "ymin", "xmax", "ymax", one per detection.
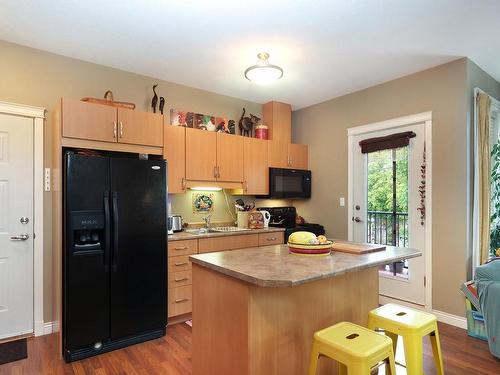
[{"xmin": 0, "ymin": 322, "xmax": 498, "ymax": 374}]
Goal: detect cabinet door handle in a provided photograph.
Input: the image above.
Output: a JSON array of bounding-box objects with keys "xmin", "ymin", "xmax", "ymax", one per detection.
[
  {"xmin": 267, "ymin": 237, "xmax": 277, "ymax": 241},
  {"xmin": 214, "ymin": 166, "xmax": 217, "ymax": 178},
  {"xmin": 175, "ymin": 298, "xmax": 189, "ymax": 303},
  {"xmin": 119, "ymin": 121, "xmax": 123, "ymax": 138},
  {"xmin": 174, "ymin": 262, "xmax": 189, "ymax": 267},
  {"xmin": 174, "ymin": 277, "xmax": 189, "ymax": 282},
  {"xmin": 217, "ymin": 166, "xmax": 221, "ymax": 178},
  {"xmin": 181, "ymin": 177, "xmax": 186, "ymax": 190},
  {"xmin": 113, "ymin": 121, "xmax": 117, "ymax": 138},
  {"xmin": 174, "ymin": 246, "xmax": 188, "ymax": 250}
]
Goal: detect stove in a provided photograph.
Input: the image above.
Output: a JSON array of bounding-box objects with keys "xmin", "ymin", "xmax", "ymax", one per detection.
[{"xmin": 257, "ymin": 207, "xmax": 325, "ymax": 243}]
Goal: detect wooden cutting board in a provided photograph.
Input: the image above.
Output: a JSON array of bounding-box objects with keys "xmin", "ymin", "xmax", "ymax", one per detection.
[{"xmin": 331, "ymin": 240, "xmax": 386, "ymax": 254}]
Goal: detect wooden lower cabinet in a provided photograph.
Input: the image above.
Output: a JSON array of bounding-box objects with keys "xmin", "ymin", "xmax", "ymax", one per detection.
[
  {"xmin": 168, "ymin": 231, "xmax": 283, "ymax": 319},
  {"xmin": 198, "ymin": 234, "xmax": 259, "ymax": 254},
  {"xmin": 258, "ymin": 232, "xmax": 284, "ymax": 246},
  {"xmin": 168, "ymin": 270, "xmax": 193, "ymax": 289},
  {"xmin": 168, "ymin": 285, "xmax": 193, "ymax": 317},
  {"xmin": 168, "ymin": 255, "xmax": 192, "ymax": 273},
  {"xmin": 168, "ymin": 239, "xmax": 198, "ymax": 257}
]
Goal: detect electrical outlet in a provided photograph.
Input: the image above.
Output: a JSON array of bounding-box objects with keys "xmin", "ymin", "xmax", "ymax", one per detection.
[
  {"xmin": 339, "ymin": 197, "xmax": 345, "ymax": 207},
  {"xmin": 44, "ymin": 168, "xmax": 51, "ymax": 192}
]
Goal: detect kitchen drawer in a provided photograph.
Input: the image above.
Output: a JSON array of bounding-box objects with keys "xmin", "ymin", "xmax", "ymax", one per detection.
[
  {"xmin": 168, "ymin": 255, "xmax": 192, "ymax": 273},
  {"xmin": 168, "ymin": 270, "xmax": 192, "ymax": 289},
  {"xmin": 168, "ymin": 239, "xmax": 198, "ymax": 257},
  {"xmin": 258, "ymin": 232, "xmax": 284, "ymax": 246},
  {"xmin": 168, "ymin": 285, "xmax": 192, "ymax": 317},
  {"xmin": 198, "ymin": 234, "xmax": 259, "ymax": 253}
]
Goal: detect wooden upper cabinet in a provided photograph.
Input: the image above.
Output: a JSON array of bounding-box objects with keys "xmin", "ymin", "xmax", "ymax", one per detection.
[
  {"xmin": 164, "ymin": 125, "xmax": 186, "ymax": 194},
  {"xmin": 186, "ymin": 128, "xmax": 217, "ymax": 181},
  {"xmin": 289, "ymin": 143, "xmax": 308, "ymax": 169},
  {"xmin": 62, "ymin": 98, "xmax": 117, "ymax": 143},
  {"xmin": 268, "ymin": 140, "xmax": 289, "ymax": 168},
  {"xmin": 117, "ymin": 108, "xmax": 163, "ymax": 147},
  {"xmin": 217, "ymin": 133, "xmax": 244, "ymax": 182},
  {"xmin": 244, "ymin": 138, "xmax": 268, "ymax": 195},
  {"xmin": 262, "ymin": 101, "xmax": 292, "ymax": 143}
]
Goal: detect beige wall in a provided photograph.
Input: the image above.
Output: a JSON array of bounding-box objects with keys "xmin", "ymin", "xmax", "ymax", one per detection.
[
  {"xmin": 292, "ymin": 58, "xmax": 473, "ymax": 317},
  {"xmin": 0, "ymin": 40, "xmax": 262, "ymax": 322}
]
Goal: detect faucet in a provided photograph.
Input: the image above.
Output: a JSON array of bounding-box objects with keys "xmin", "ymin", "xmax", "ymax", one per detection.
[{"xmin": 202, "ymin": 214, "xmax": 212, "ymax": 230}]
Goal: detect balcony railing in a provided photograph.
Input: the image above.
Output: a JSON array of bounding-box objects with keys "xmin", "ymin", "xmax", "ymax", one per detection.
[{"xmin": 367, "ymin": 210, "xmax": 408, "ymax": 247}]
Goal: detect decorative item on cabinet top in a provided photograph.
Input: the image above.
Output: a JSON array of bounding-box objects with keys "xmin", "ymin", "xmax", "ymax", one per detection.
[
  {"xmin": 238, "ymin": 108, "xmax": 261, "ymax": 137},
  {"xmin": 170, "ymin": 109, "xmax": 233, "ymax": 134},
  {"xmin": 81, "ymin": 90, "xmax": 136, "ymax": 109}
]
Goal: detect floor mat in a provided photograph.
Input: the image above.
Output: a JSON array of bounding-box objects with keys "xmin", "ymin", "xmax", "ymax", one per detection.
[{"xmin": 0, "ymin": 338, "xmax": 27, "ymax": 365}]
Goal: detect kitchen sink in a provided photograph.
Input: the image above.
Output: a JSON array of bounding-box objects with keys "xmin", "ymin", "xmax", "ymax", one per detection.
[
  {"xmin": 209, "ymin": 226, "xmax": 251, "ymax": 232},
  {"xmin": 184, "ymin": 228, "xmax": 209, "ymax": 235}
]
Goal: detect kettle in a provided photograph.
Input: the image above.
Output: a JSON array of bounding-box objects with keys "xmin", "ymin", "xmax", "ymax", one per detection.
[
  {"xmin": 260, "ymin": 210, "xmax": 271, "ymax": 228},
  {"xmin": 168, "ymin": 214, "xmax": 183, "ymax": 234}
]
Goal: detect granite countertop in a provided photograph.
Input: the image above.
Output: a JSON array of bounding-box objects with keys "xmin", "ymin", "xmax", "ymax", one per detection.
[
  {"xmin": 168, "ymin": 227, "xmax": 285, "ymax": 241},
  {"xmin": 189, "ymin": 244, "xmax": 421, "ymax": 287}
]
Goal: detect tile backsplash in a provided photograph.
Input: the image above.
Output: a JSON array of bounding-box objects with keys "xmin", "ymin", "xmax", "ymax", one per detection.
[{"xmin": 169, "ymin": 191, "xmax": 291, "ymax": 225}]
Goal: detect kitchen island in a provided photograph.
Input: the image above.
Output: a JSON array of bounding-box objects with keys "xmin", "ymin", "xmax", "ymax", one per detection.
[{"xmin": 189, "ymin": 244, "xmax": 421, "ymax": 375}]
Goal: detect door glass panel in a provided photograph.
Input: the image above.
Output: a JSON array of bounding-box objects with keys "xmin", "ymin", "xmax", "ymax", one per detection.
[{"xmin": 366, "ymin": 147, "xmax": 409, "ymax": 279}]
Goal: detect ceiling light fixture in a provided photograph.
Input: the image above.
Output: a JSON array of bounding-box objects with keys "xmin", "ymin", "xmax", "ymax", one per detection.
[{"xmin": 244, "ymin": 52, "xmax": 283, "ymax": 85}]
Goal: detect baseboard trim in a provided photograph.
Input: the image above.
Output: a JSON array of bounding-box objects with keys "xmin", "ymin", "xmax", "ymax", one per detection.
[
  {"xmin": 432, "ymin": 309, "xmax": 467, "ymax": 329},
  {"xmin": 39, "ymin": 321, "xmax": 60, "ymax": 336}
]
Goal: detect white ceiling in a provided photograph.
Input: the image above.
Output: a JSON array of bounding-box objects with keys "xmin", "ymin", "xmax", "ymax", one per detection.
[{"xmin": 1, "ymin": 0, "xmax": 500, "ymax": 109}]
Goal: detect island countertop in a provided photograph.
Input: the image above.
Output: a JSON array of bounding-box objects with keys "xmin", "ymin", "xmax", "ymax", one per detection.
[{"xmin": 189, "ymin": 244, "xmax": 421, "ymax": 287}]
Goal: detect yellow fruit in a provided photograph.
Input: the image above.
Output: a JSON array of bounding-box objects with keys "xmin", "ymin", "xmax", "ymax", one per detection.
[
  {"xmin": 288, "ymin": 231, "xmax": 317, "ymax": 245},
  {"xmin": 317, "ymin": 235, "xmax": 328, "ymax": 244}
]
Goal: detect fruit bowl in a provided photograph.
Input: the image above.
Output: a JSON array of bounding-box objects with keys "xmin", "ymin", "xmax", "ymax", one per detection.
[{"xmin": 288, "ymin": 240, "xmax": 333, "ymax": 256}]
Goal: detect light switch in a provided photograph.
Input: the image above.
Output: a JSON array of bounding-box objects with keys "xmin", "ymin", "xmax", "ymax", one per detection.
[
  {"xmin": 339, "ymin": 197, "xmax": 345, "ymax": 207},
  {"xmin": 44, "ymin": 168, "xmax": 51, "ymax": 192}
]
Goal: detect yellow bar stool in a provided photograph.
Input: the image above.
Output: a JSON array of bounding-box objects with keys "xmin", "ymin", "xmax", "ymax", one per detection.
[
  {"xmin": 308, "ymin": 321, "xmax": 397, "ymax": 375},
  {"xmin": 368, "ymin": 303, "xmax": 445, "ymax": 375}
]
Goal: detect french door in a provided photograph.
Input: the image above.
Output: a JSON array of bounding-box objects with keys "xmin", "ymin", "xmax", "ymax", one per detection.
[{"xmin": 350, "ymin": 122, "xmax": 427, "ymax": 306}]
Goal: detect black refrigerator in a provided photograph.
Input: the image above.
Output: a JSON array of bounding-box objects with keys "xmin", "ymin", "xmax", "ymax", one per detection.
[{"xmin": 63, "ymin": 151, "xmax": 167, "ymax": 362}]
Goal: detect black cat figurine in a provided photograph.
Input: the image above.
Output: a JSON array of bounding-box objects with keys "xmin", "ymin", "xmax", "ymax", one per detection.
[
  {"xmin": 159, "ymin": 97, "xmax": 165, "ymax": 115},
  {"xmin": 238, "ymin": 108, "xmax": 261, "ymax": 137},
  {"xmin": 151, "ymin": 84, "xmax": 158, "ymax": 113}
]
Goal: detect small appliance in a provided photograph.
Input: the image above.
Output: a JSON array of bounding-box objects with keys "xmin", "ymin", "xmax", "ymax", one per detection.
[
  {"xmin": 168, "ymin": 214, "xmax": 183, "ymax": 233},
  {"xmin": 257, "ymin": 206, "xmax": 325, "ymax": 243},
  {"xmin": 264, "ymin": 168, "xmax": 311, "ymax": 199}
]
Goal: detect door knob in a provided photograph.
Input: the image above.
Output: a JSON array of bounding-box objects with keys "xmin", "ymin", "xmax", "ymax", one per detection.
[
  {"xmin": 353, "ymin": 217, "xmax": 362, "ymax": 223},
  {"xmin": 10, "ymin": 233, "xmax": 30, "ymax": 241}
]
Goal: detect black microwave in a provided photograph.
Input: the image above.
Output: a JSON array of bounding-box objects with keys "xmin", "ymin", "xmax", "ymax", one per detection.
[{"xmin": 265, "ymin": 168, "xmax": 311, "ymax": 199}]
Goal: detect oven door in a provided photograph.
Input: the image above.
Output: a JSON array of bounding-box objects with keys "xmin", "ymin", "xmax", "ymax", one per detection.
[{"xmin": 269, "ymin": 168, "xmax": 311, "ymax": 199}]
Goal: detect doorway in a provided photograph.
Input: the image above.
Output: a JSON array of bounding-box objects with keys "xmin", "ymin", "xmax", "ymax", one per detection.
[
  {"xmin": 0, "ymin": 101, "xmax": 45, "ymax": 339},
  {"xmin": 348, "ymin": 113, "xmax": 432, "ymax": 309}
]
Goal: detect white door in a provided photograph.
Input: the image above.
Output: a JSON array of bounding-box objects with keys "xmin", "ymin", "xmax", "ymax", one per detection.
[
  {"xmin": 351, "ymin": 123, "xmax": 427, "ymax": 306},
  {"xmin": 0, "ymin": 113, "xmax": 34, "ymax": 339}
]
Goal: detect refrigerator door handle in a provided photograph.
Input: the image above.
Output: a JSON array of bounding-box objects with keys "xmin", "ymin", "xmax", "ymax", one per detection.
[
  {"xmin": 104, "ymin": 192, "xmax": 111, "ymax": 272},
  {"xmin": 112, "ymin": 191, "xmax": 119, "ymax": 272}
]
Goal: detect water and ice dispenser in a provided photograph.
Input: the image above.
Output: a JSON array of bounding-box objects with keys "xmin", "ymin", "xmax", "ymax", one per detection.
[{"xmin": 70, "ymin": 211, "xmax": 105, "ymax": 253}]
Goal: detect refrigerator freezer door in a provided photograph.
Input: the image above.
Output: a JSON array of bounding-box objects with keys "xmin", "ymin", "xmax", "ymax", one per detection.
[
  {"xmin": 109, "ymin": 157, "xmax": 167, "ymax": 340},
  {"xmin": 64, "ymin": 153, "xmax": 110, "ymax": 351}
]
